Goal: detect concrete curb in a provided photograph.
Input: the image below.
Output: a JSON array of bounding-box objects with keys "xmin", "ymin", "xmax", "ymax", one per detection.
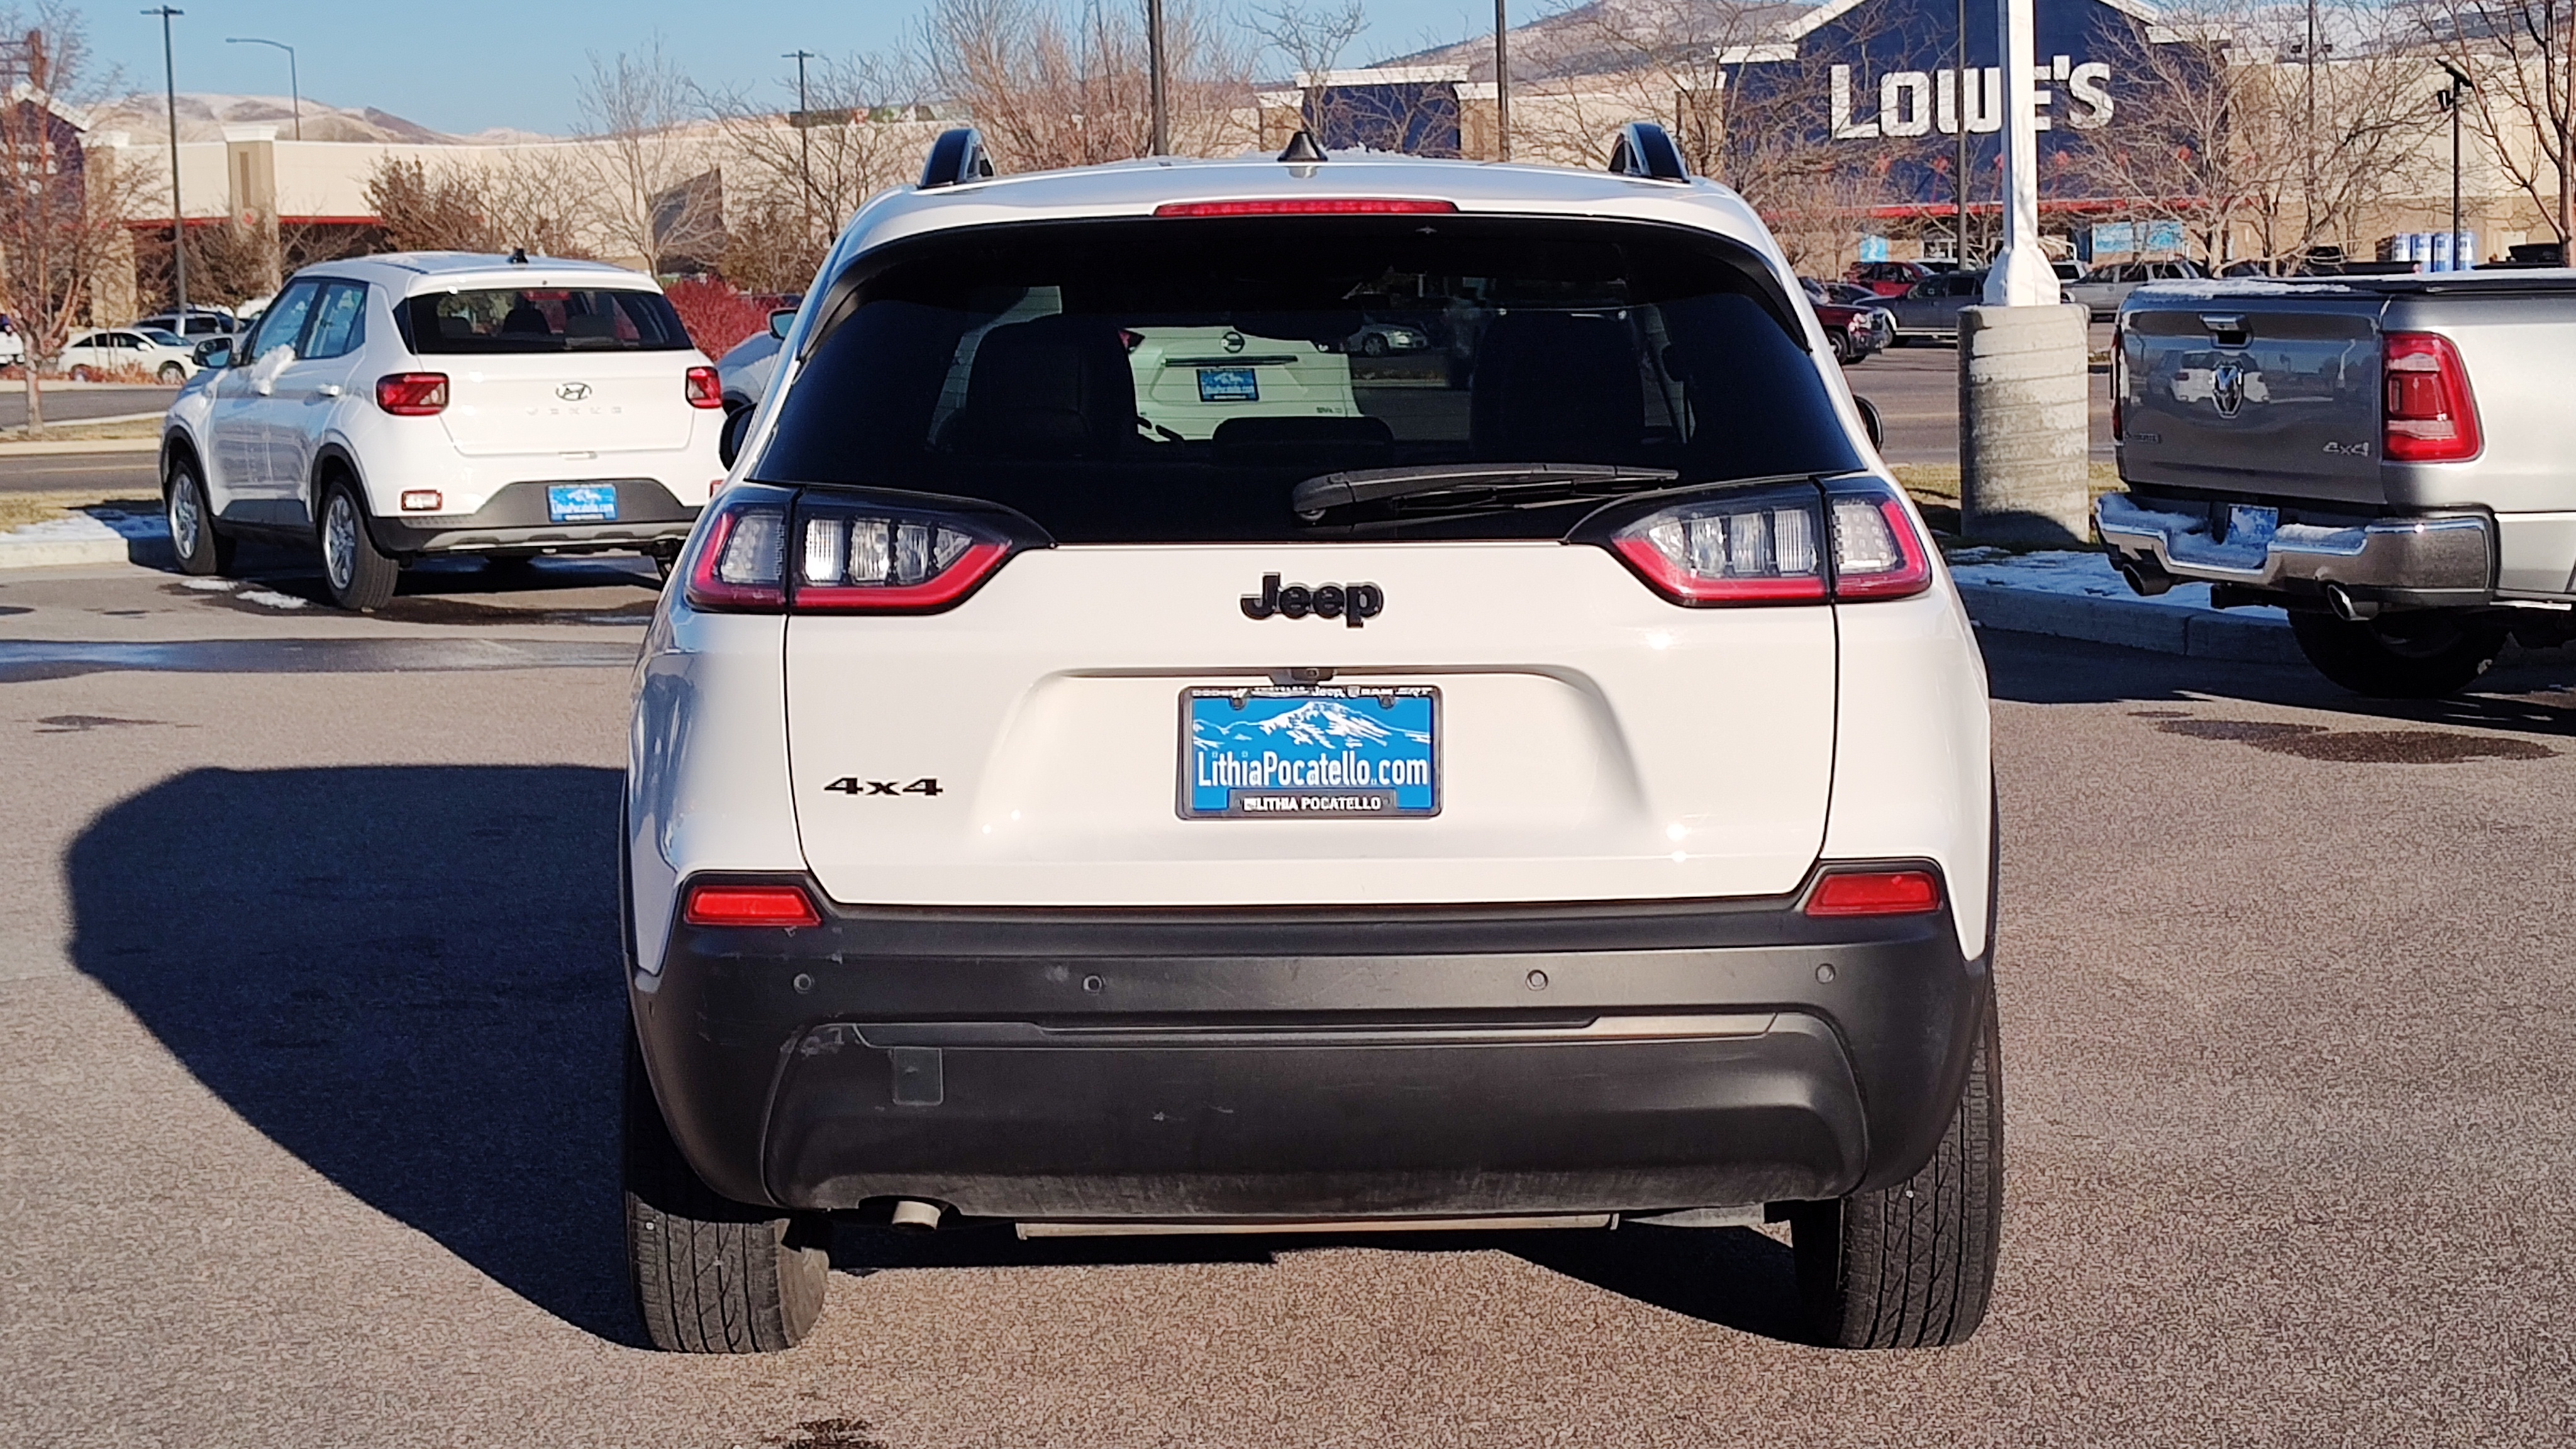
[
  {"xmin": 1957, "ymin": 581, "xmax": 2304, "ymax": 663},
  {"xmin": 0, "ymin": 510, "xmax": 172, "ymax": 571},
  {"xmin": 0, "ymin": 436, "xmax": 160, "ymax": 455}
]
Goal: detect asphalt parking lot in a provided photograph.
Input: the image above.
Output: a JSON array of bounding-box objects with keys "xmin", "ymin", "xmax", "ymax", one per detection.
[
  {"xmin": 1840, "ymin": 335, "xmax": 2115, "ymax": 467},
  {"xmin": 3, "ymin": 548, "xmax": 2572, "ymax": 1446}
]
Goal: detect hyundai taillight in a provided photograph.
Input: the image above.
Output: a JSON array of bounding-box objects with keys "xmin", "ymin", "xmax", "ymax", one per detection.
[
  {"xmin": 375, "ymin": 372, "xmax": 448, "ymax": 415},
  {"xmin": 684, "ymin": 365, "xmax": 723, "ymax": 409},
  {"xmin": 1804, "ymin": 868, "xmax": 1944, "ymax": 918},
  {"xmin": 682, "ymin": 882, "xmax": 821, "ymax": 928},
  {"xmin": 2382, "ymin": 332, "xmax": 2482, "ymax": 462},
  {"xmin": 680, "ymin": 486, "xmax": 1035, "ymax": 614},
  {"xmin": 1584, "ymin": 477, "xmax": 1931, "ymax": 606}
]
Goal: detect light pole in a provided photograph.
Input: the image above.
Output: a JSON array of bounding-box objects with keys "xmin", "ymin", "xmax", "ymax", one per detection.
[
  {"xmin": 1493, "ymin": 0, "xmax": 1510, "ymax": 161},
  {"xmin": 1955, "ymin": 0, "xmax": 1971, "ymax": 264},
  {"xmin": 225, "ymin": 36, "xmax": 297, "ymax": 140},
  {"xmin": 2440, "ymin": 62, "xmax": 2472, "ymax": 270},
  {"xmin": 784, "ymin": 50, "xmax": 815, "ymax": 236},
  {"xmin": 144, "ymin": 6, "xmax": 185, "ymax": 322},
  {"xmin": 1146, "ymin": 0, "xmax": 1169, "ymax": 155}
]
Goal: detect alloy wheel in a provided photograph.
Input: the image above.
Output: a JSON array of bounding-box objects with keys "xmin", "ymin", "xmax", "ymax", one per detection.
[
  {"xmin": 167, "ymin": 475, "xmax": 201, "ymax": 558},
  {"xmin": 324, "ymin": 494, "xmax": 358, "ymax": 591}
]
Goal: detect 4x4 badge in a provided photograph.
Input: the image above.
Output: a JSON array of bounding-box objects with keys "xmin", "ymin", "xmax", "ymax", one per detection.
[{"xmin": 1241, "ymin": 573, "xmax": 1383, "ymax": 628}]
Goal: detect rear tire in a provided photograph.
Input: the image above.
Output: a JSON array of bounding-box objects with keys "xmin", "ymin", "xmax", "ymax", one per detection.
[
  {"xmin": 2289, "ymin": 610, "xmax": 2503, "ymax": 698},
  {"xmin": 624, "ymin": 1024, "xmax": 831, "ymax": 1352},
  {"xmin": 1790, "ymin": 985, "xmax": 2003, "ymax": 1349},
  {"xmin": 318, "ymin": 477, "xmax": 400, "ymax": 612},
  {"xmin": 164, "ymin": 457, "xmax": 235, "ymax": 575}
]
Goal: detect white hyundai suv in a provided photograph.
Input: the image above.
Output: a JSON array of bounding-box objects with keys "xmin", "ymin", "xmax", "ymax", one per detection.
[
  {"xmin": 623, "ymin": 126, "xmax": 2000, "ymax": 1354},
  {"xmin": 160, "ymin": 252, "xmax": 727, "ymax": 609}
]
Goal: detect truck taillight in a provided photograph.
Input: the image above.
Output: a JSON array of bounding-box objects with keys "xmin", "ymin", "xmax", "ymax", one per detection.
[
  {"xmin": 375, "ymin": 372, "xmax": 448, "ymax": 415},
  {"xmin": 679, "ymin": 486, "xmax": 1036, "ymax": 614},
  {"xmin": 1584, "ymin": 477, "xmax": 1931, "ymax": 606},
  {"xmin": 684, "ymin": 365, "xmax": 723, "ymax": 409},
  {"xmin": 2383, "ymin": 333, "xmax": 2482, "ymax": 463}
]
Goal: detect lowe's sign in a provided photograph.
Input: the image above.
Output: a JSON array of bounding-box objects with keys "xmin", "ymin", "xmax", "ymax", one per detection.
[{"xmin": 1732, "ymin": 0, "xmax": 2175, "ymax": 205}]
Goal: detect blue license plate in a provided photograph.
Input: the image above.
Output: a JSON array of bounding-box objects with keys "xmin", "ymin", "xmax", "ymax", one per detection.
[
  {"xmin": 1182, "ymin": 685, "xmax": 1439, "ymax": 819},
  {"xmin": 547, "ymin": 483, "xmax": 618, "ymax": 523},
  {"xmin": 1197, "ymin": 367, "xmax": 1259, "ymax": 403}
]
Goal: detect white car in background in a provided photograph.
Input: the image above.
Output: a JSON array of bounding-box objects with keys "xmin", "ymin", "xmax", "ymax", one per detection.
[
  {"xmin": 158, "ymin": 252, "xmax": 728, "ymax": 609},
  {"xmin": 623, "ymin": 125, "xmax": 2001, "ymax": 1355},
  {"xmin": 60, "ymin": 328, "xmax": 197, "ymax": 383}
]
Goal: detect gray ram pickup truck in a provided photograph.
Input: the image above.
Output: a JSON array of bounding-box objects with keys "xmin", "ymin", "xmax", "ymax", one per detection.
[{"xmin": 2097, "ymin": 272, "xmax": 2576, "ymax": 696}]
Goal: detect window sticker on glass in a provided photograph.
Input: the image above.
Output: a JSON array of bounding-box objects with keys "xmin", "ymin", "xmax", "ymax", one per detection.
[{"xmin": 1197, "ymin": 367, "xmax": 1259, "ymax": 403}]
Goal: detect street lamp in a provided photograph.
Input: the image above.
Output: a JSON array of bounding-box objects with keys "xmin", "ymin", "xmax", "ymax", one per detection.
[
  {"xmin": 784, "ymin": 50, "xmax": 815, "ymax": 235},
  {"xmin": 225, "ymin": 36, "xmax": 298, "ymax": 140},
  {"xmin": 143, "ymin": 6, "xmax": 185, "ymax": 321},
  {"xmin": 1146, "ymin": 0, "xmax": 1169, "ymax": 155},
  {"xmin": 2438, "ymin": 62, "xmax": 2472, "ymax": 271}
]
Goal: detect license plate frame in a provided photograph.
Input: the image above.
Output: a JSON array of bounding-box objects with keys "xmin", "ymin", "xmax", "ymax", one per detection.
[
  {"xmin": 1196, "ymin": 367, "xmax": 1259, "ymax": 403},
  {"xmin": 545, "ymin": 482, "xmax": 619, "ymax": 524},
  {"xmin": 1179, "ymin": 684, "xmax": 1440, "ymax": 820}
]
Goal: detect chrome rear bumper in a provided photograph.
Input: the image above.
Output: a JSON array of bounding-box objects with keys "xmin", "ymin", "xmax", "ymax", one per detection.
[{"xmin": 2097, "ymin": 492, "xmax": 2494, "ymax": 606}]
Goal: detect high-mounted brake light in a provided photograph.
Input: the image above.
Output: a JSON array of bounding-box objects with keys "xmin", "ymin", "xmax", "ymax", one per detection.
[
  {"xmin": 684, "ymin": 365, "xmax": 723, "ymax": 409},
  {"xmin": 1804, "ymin": 869, "xmax": 1943, "ymax": 918},
  {"xmin": 1589, "ymin": 477, "xmax": 1932, "ymax": 606},
  {"xmin": 376, "ymin": 372, "xmax": 448, "ymax": 416},
  {"xmin": 683, "ymin": 883, "xmax": 821, "ymax": 928},
  {"xmin": 2382, "ymin": 332, "xmax": 2481, "ymax": 463},
  {"xmin": 1153, "ymin": 198, "xmax": 1460, "ymax": 218}
]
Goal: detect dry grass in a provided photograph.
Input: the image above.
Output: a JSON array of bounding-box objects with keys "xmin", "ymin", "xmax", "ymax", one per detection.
[
  {"xmin": 1892, "ymin": 462, "xmax": 2122, "ymax": 546},
  {"xmin": 0, "ymin": 489, "xmax": 158, "ymax": 533},
  {"xmin": 1, "ymin": 416, "xmax": 162, "ymax": 442}
]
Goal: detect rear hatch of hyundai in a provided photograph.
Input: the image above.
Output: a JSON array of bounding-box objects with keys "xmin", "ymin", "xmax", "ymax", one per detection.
[
  {"xmin": 725, "ymin": 212, "xmax": 1921, "ymax": 908},
  {"xmin": 396, "ymin": 280, "xmax": 708, "ymax": 455}
]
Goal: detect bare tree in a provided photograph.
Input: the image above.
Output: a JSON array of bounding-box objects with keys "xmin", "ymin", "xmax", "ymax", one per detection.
[
  {"xmin": 914, "ymin": 0, "xmax": 1256, "ymax": 171},
  {"xmin": 574, "ymin": 38, "xmax": 723, "ymax": 269},
  {"xmin": 0, "ymin": 6, "xmax": 146, "ymax": 433},
  {"xmin": 701, "ymin": 50, "xmax": 931, "ymax": 288},
  {"xmin": 2418, "ymin": 0, "xmax": 2576, "ymax": 245},
  {"xmin": 1252, "ymin": 0, "xmax": 1368, "ymax": 136},
  {"xmin": 2069, "ymin": 0, "xmax": 2426, "ymax": 269},
  {"xmin": 364, "ymin": 152, "xmax": 594, "ymax": 258}
]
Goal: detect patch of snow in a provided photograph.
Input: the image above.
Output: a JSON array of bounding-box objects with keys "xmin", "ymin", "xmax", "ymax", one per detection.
[
  {"xmin": 1, "ymin": 513, "xmax": 122, "ymax": 544},
  {"xmin": 81, "ymin": 508, "xmax": 170, "ymax": 541},
  {"xmin": 179, "ymin": 577, "xmax": 237, "ymax": 591},
  {"xmin": 1945, "ymin": 548, "xmax": 2287, "ymax": 620},
  {"xmin": 238, "ymin": 589, "xmax": 309, "ymax": 610}
]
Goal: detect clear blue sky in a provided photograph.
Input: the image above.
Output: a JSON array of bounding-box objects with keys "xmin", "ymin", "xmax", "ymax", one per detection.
[{"xmin": 77, "ymin": 0, "xmax": 1495, "ymax": 137}]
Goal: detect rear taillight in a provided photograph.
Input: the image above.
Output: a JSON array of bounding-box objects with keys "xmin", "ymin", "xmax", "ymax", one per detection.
[
  {"xmin": 2382, "ymin": 333, "xmax": 2481, "ymax": 462},
  {"xmin": 679, "ymin": 486, "xmax": 1033, "ymax": 614},
  {"xmin": 682, "ymin": 882, "xmax": 821, "ymax": 928},
  {"xmin": 790, "ymin": 499, "xmax": 1014, "ymax": 612},
  {"xmin": 1804, "ymin": 868, "xmax": 1943, "ymax": 918},
  {"xmin": 684, "ymin": 365, "xmax": 723, "ymax": 409},
  {"xmin": 1586, "ymin": 477, "xmax": 1931, "ymax": 606},
  {"xmin": 375, "ymin": 372, "xmax": 448, "ymax": 415}
]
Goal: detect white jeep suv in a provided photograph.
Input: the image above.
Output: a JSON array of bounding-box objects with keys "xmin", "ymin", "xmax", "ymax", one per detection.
[
  {"xmin": 623, "ymin": 126, "xmax": 2001, "ymax": 1354},
  {"xmin": 160, "ymin": 252, "xmax": 726, "ymax": 609}
]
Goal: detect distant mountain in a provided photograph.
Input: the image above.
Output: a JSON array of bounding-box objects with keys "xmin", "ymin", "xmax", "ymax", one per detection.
[{"xmin": 84, "ymin": 92, "xmax": 556, "ymax": 145}]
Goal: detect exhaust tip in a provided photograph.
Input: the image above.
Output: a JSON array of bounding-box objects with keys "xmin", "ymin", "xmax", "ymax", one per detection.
[
  {"xmin": 888, "ymin": 1199, "xmax": 943, "ymax": 1231},
  {"xmin": 2324, "ymin": 582, "xmax": 2379, "ymax": 623}
]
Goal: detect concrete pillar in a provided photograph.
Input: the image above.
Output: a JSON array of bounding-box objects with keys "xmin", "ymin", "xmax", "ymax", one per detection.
[
  {"xmin": 223, "ymin": 124, "xmax": 282, "ymax": 296},
  {"xmin": 1959, "ymin": 303, "xmax": 2090, "ymax": 544}
]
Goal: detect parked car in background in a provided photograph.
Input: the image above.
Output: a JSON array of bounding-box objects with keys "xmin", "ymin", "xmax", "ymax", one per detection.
[
  {"xmin": 0, "ymin": 317, "xmax": 23, "ymax": 367},
  {"xmin": 2101, "ymin": 271, "xmax": 2576, "ymax": 696},
  {"xmin": 2063, "ymin": 259, "xmax": 2206, "ymax": 319},
  {"xmin": 1807, "ymin": 277, "xmax": 1889, "ymax": 308},
  {"xmin": 716, "ymin": 306, "xmax": 797, "ymax": 418},
  {"xmin": 60, "ymin": 328, "xmax": 197, "ymax": 382},
  {"xmin": 1343, "ymin": 318, "xmax": 1431, "ymax": 355},
  {"xmin": 159, "ymin": 252, "xmax": 727, "ymax": 609},
  {"xmin": 626, "ymin": 125, "xmax": 2002, "ymax": 1356},
  {"xmin": 136, "ymin": 306, "xmax": 240, "ymax": 341},
  {"xmin": 1884, "ymin": 270, "xmax": 1991, "ymax": 343},
  {"xmin": 1815, "ymin": 298, "xmax": 1890, "ymax": 364},
  {"xmin": 1846, "ymin": 260, "xmax": 1951, "ymax": 297}
]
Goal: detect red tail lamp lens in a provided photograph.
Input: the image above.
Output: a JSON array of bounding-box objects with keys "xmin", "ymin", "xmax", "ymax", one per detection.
[
  {"xmin": 375, "ymin": 372, "xmax": 449, "ymax": 415},
  {"xmin": 683, "ymin": 884, "xmax": 821, "ymax": 928},
  {"xmin": 1153, "ymin": 198, "xmax": 1460, "ymax": 218},
  {"xmin": 1805, "ymin": 869, "xmax": 1943, "ymax": 918},
  {"xmin": 684, "ymin": 365, "xmax": 723, "ymax": 408},
  {"xmin": 2382, "ymin": 333, "xmax": 2482, "ymax": 462}
]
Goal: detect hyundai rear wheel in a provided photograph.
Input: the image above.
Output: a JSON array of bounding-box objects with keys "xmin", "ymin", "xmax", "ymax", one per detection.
[{"xmin": 318, "ymin": 479, "xmax": 399, "ymax": 611}]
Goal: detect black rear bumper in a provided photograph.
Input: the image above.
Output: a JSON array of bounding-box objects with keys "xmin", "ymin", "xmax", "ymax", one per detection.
[
  {"xmin": 369, "ymin": 478, "xmax": 699, "ymax": 555},
  {"xmin": 629, "ymin": 875, "xmax": 1991, "ymax": 1221}
]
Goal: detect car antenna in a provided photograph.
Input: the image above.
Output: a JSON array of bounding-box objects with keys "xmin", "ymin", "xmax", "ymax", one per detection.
[
  {"xmin": 1278, "ymin": 130, "xmax": 1326, "ymax": 164},
  {"xmin": 508, "ymin": 246, "xmax": 530, "ymax": 265}
]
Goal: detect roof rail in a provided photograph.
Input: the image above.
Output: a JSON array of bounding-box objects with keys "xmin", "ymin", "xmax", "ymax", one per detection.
[
  {"xmin": 1607, "ymin": 121, "xmax": 1689, "ymax": 183},
  {"xmin": 919, "ymin": 128, "xmax": 995, "ymax": 189},
  {"xmin": 1278, "ymin": 130, "xmax": 1327, "ymax": 163}
]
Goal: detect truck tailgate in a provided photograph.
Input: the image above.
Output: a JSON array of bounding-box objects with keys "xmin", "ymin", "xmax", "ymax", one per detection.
[{"xmin": 2117, "ymin": 297, "xmax": 2382, "ymax": 506}]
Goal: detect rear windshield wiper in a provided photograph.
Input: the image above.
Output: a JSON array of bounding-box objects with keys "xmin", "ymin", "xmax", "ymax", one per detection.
[{"xmin": 1291, "ymin": 463, "xmax": 1680, "ymax": 519}]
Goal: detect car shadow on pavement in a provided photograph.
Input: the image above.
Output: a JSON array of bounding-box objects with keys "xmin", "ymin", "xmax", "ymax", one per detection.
[
  {"xmin": 1982, "ymin": 628, "xmax": 2576, "ymax": 739},
  {"xmin": 66, "ymin": 765, "xmax": 643, "ymax": 1345}
]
